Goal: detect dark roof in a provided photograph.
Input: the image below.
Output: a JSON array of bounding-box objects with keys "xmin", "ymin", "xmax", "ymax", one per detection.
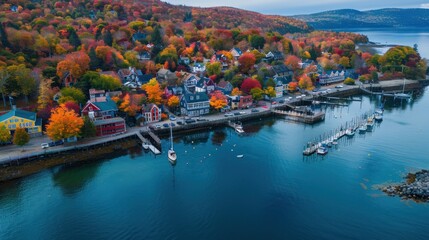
[
  {"xmin": 93, "ymin": 117, "xmax": 125, "ymax": 126},
  {"xmin": 0, "ymin": 109, "xmax": 37, "ymax": 122},
  {"xmin": 275, "ymin": 76, "xmax": 292, "ymax": 85},
  {"xmin": 138, "ymin": 74, "xmax": 153, "ymax": 84},
  {"xmin": 142, "ymin": 103, "xmax": 159, "ymax": 112},
  {"xmin": 272, "ymin": 64, "xmax": 291, "ymax": 74},
  {"xmin": 182, "ymin": 92, "xmax": 209, "ymax": 103}
]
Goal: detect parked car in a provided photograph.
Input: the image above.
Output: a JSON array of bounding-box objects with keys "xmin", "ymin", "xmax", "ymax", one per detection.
[
  {"xmin": 271, "ymin": 101, "xmax": 277, "ymax": 105},
  {"xmin": 185, "ymin": 118, "xmax": 196, "ymax": 123},
  {"xmin": 169, "ymin": 115, "xmax": 176, "ymax": 121},
  {"xmin": 335, "ymin": 85, "xmax": 344, "ymax": 88},
  {"xmin": 49, "ymin": 140, "xmax": 64, "ymax": 147},
  {"xmin": 170, "ymin": 123, "xmax": 176, "ymax": 127},
  {"xmin": 279, "ymin": 100, "xmax": 285, "ymax": 104},
  {"xmin": 239, "ymin": 111, "xmax": 246, "ymax": 115},
  {"xmin": 162, "ymin": 123, "xmax": 169, "ymax": 128},
  {"xmin": 176, "ymin": 120, "xmax": 184, "ymax": 125},
  {"xmin": 197, "ymin": 118, "xmax": 208, "ymax": 122},
  {"xmin": 224, "ymin": 113, "xmax": 234, "ymax": 117},
  {"xmin": 41, "ymin": 143, "xmax": 49, "ymax": 149},
  {"xmin": 251, "ymin": 109, "xmax": 260, "ymax": 113}
]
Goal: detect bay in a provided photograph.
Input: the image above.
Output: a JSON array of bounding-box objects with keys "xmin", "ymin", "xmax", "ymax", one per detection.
[
  {"xmin": 342, "ymin": 28, "xmax": 429, "ymax": 58},
  {"xmin": 1, "ymin": 88, "xmax": 429, "ymax": 239}
]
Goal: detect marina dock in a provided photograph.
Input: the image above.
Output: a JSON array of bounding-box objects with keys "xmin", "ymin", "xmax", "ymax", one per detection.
[{"xmin": 272, "ymin": 109, "xmax": 325, "ymax": 124}]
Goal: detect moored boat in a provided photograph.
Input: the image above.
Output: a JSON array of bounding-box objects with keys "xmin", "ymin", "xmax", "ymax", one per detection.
[
  {"xmin": 142, "ymin": 141, "xmax": 150, "ymax": 150},
  {"xmin": 375, "ymin": 113, "xmax": 383, "ymax": 121},
  {"xmin": 358, "ymin": 124, "xmax": 367, "ymax": 133},
  {"xmin": 317, "ymin": 146, "xmax": 328, "ymax": 155},
  {"xmin": 168, "ymin": 124, "xmax": 177, "ymax": 163},
  {"xmin": 346, "ymin": 128, "xmax": 355, "ymax": 137}
]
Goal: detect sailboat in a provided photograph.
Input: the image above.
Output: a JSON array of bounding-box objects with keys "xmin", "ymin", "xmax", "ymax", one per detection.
[
  {"xmin": 168, "ymin": 123, "xmax": 177, "ymax": 163},
  {"xmin": 394, "ymin": 79, "xmax": 411, "ymax": 100}
]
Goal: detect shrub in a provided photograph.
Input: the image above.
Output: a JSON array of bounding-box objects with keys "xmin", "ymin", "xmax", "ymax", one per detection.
[{"xmin": 343, "ymin": 77, "xmax": 355, "ymax": 85}]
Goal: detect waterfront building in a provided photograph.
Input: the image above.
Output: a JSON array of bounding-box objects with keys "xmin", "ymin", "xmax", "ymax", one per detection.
[
  {"xmin": 81, "ymin": 96, "xmax": 118, "ymax": 120},
  {"xmin": 228, "ymin": 95, "xmax": 253, "ymax": 110},
  {"xmin": 180, "ymin": 92, "xmax": 210, "ymax": 117},
  {"xmin": 94, "ymin": 117, "xmax": 126, "ymax": 136},
  {"xmin": 0, "ymin": 107, "xmax": 42, "ymax": 136}
]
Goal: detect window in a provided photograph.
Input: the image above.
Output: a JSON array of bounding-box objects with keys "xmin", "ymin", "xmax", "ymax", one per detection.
[
  {"xmin": 196, "ymin": 95, "xmax": 200, "ymax": 100},
  {"xmin": 190, "ymin": 96, "xmax": 194, "ymax": 101}
]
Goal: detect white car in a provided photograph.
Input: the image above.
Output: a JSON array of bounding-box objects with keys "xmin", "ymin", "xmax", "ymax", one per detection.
[
  {"xmin": 41, "ymin": 143, "xmax": 49, "ymax": 149},
  {"xmin": 239, "ymin": 111, "xmax": 246, "ymax": 115},
  {"xmin": 296, "ymin": 95, "xmax": 302, "ymax": 99},
  {"xmin": 224, "ymin": 113, "xmax": 234, "ymax": 117}
]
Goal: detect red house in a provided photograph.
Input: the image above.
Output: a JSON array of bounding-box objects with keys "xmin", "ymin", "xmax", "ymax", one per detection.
[{"xmin": 142, "ymin": 104, "xmax": 161, "ymax": 123}]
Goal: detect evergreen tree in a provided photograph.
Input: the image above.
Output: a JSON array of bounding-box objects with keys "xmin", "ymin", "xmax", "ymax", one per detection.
[
  {"xmin": 0, "ymin": 23, "xmax": 10, "ymax": 48},
  {"xmin": 68, "ymin": 30, "xmax": 81, "ymax": 49},
  {"xmin": 103, "ymin": 30, "xmax": 113, "ymax": 46},
  {"xmin": 88, "ymin": 47, "xmax": 101, "ymax": 70},
  {"xmin": 151, "ymin": 26, "xmax": 163, "ymax": 46},
  {"xmin": 80, "ymin": 117, "xmax": 96, "ymax": 138}
]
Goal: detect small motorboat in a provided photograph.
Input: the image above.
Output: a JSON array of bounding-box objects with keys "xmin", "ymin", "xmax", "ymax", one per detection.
[
  {"xmin": 142, "ymin": 141, "xmax": 150, "ymax": 150},
  {"xmin": 375, "ymin": 114, "xmax": 383, "ymax": 121},
  {"xmin": 236, "ymin": 155, "xmax": 244, "ymax": 158},
  {"xmin": 317, "ymin": 146, "xmax": 328, "ymax": 155},
  {"xmin": 358, "ymin": 125, "xmax": 367, "ymax": 133}
]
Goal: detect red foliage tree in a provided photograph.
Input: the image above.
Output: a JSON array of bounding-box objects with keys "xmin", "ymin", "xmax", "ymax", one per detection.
[
  {"xmin": 241, "ymin": 78, "xmax": 262, "ymax": 94},
  {"xmin": 238, "ymin": 52, "xmax": 256, "ymax": 74},
  {"xmin": 63, "ymin": 101, "xmax": 80, "ymax": 114}
]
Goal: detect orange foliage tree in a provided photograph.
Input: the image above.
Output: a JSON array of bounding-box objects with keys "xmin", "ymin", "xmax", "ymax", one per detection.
[
  {"xmin": 56, "ymin": 51, "xmax": 90, "ymax": 79},
  {"xmin": 142, "ymin": 78, "xmax": 163, "ymax": 105},
  {"xmin": 167, "ymin": 95, "xmax": 180, "ymax": 109},
  {"xmin": 209, "ymin": 90, "xmax": 228, "ymax": 110},
  {"xmin": 285, "ymin": 55, "xmax": 301, "ymax": 71},
  {"xmin": 231, "ymin": 87, "xmax": 242, "ymax": 96},
  {"xmin": 46, "ymin": 104, "xmax": 84, "ymax": 141},
  {"xmin": 119, "ymin": 93, "xmax": 144, "ymax": 117},
  {"xmin": 238, "ymin": 52, "xmax": 256, "ymax": 74},
  {"xmin": 298, "ymin": 75, "xmax": 314, "ymax": 90}
]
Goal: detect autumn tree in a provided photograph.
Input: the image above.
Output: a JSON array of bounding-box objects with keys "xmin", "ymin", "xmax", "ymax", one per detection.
[
  {"xmin": 13, "ymin": 127, "xmax": 30, "ymax": 146},
  {"xmin": 119, "ymin": 93, "xmax": 144, "ymax": 117},
  {"xmin": 206, "ymin": 62, "xmax": 222, "ymax": 76},
  {"xmin": 238, "ymin": 53, "xmax": 256, "ymax": 74},
  {"xmin": 0, "ymin": 125, "xmax": 12, "ymax": 144},
  {"xmin": 231, "ymin": 87, "xmax": 242, "ymax": 96},
  {"xmin": 59, "ymin": 87, "xmax": 86, "ymax": 104},
  {"xmin": 167, "ymin": 95, "xmax": 180, "ymax": 109},
  {"xmin": 57, "ymin": 51, "xmax": 90, "ymax": 80},
  {"xmin": 209, "ymin": 90, "xmax": 228, "ymax": 110},
  {"xmin": 250, "ymin": 87, "xmax": 264, "ymax": 101},
  {"xmin": 339, "ymin": 56, "xmax": 350, "ymax": 68},
  {"xmin": 142, "ymin": 78, "xmax": 163, "ymax": 105},
  {"xmin": 91, "ymin": 75, "xmax": 121, "ymax": 91},
  {"xmin": 37, "ymin": 78, "xmax": 56, "ymax": 111},
  {"xmin": 287, "ymin": 81, "xmax": 298, "ymax": 92},
  {"xmin": 241, "ymin": 78, "xmax": 262, "ymax": 94},
  {"xmin": 285, "ymin": 55, "xmax": 301, "ymax": 71},
  {"xmin": 298, "ymin": 75, "xmax": 314, "ymax": 90},
  {"xmin": 264, "ymin": 86, "xmax": 276, "ymax": 98},
  {"xmin": 46, "ymin": 104, "xmax": 84, "ymax": 141}
]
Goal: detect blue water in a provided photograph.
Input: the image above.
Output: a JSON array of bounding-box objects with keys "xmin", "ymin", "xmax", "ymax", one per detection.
[
  {"xmin": 1, "ymin": 88, "xmax": 429, "ymax": 239},
  {"xmin": 344, "ymin": 28, "xmax": 429, "ymax": 58}
]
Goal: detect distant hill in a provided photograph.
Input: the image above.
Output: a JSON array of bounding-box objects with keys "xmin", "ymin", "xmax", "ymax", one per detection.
[
  {"xmin": 293, "ymin": 8, "xmax": 429, "ymax": 29},
  {"xmin": 151, "ymin": 0, "xmax": 312, "ymax": 34}
]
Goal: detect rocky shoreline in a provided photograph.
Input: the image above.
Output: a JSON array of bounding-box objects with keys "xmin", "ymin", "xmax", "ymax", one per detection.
[{"xmin": 381, "ymin": 170, "xmax": 429, "ymax": 202}]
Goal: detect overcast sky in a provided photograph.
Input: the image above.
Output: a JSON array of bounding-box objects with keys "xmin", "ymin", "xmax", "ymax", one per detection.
[{"xmin": 163, "ymin": 0, "xmax": 429, "ymax": 15}]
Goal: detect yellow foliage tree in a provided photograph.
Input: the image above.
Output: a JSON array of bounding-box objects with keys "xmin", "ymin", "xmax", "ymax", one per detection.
[
  {"xmin": 264, "ymin": 86, "xmax": 276, "ymax": 98},
  {"xmin": 142, "ymin": 78, "xmax": 163, "ymax": 105},
  {"xmin": 119, "ymin": 93, "xmax": 143, "ymax": 117},
  {"xmin": 46, "ymin": 104, "xmax": 84, "ymax": 141},
  {"xmin": 298, "ymin": 75, "xmax": 314, "ymax": 90},
  {"xmin": 231, "ymin": 87, "xmax": 242, "ymax": 96}
]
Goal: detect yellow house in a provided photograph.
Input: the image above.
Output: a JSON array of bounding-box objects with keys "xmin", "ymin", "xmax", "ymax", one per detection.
[{"xmin": 0, "ymin": 108, "xmax": 42, "ymax": 136}]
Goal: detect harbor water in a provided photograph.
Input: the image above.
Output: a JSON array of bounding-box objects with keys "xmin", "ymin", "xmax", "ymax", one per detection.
[{"xmin": 1, "ymin": 88, "xmax": 429, "ymax": 239}]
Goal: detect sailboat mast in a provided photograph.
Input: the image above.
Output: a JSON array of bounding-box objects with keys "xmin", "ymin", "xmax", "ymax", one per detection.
[{"xmin": 170, "ymin": 124, "xmax": 174, "ymax": 150}]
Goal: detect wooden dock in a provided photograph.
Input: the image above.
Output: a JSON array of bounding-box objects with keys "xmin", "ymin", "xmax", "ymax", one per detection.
[
  {"xmin": 272, "ymin": 109, "xmax": 325, "ymax": 124},
  {"xmin": 147, "ymin": 130, "xmax": 161, "ymax": 146},
  {"xmin": 136, "ymin": 131, "xmax": 161, "ymax": 154}
]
